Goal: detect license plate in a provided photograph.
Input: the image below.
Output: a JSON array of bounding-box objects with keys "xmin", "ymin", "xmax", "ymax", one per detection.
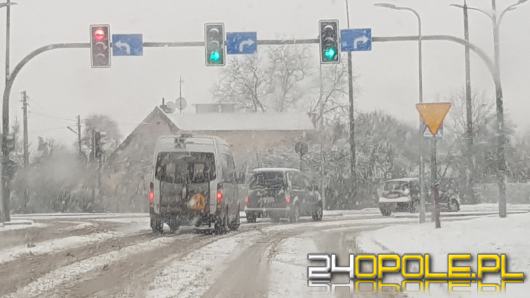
[{"xmin": 259, "ymin": 197, "xmax": 275, "ymax": 204}]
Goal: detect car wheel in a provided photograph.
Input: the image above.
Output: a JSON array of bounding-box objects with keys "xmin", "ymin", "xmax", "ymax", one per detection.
[
  {"xmin": 449, "ymin": 199, "xmax": 460, "ymax": 212},
  {"xmin": 409, "ymin": 201, "xmax": 418, "ymax": 213},
  {"xmin": 312, "ymin": 205, "xmax": 323, "ymax": 221},
  {"xmin": 289, "ymin": 204, "xmax": 300, "ymax": 223},
  {"xmin": 246, "ymin": 213, "xmax": 257, "ymax": 223},
  {"xmin": 380, "ymin": 208, "xmax": 391, "ymax": 217},
  {"xmin": 168, "ymin": 217, "xmax": 179, "ymax": 233},
  {"xmin": 150, "ymin": 216, "xmax": 163, "ymax": 233}
]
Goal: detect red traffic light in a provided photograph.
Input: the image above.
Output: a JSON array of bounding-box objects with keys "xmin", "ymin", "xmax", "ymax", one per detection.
[
  {"xmin": 90, "ymin": 24, "xmax": 111, "ymax": 68},
  {"xmin": 93, "ymin": 28, "xmax": 106, "ymax": 41}
]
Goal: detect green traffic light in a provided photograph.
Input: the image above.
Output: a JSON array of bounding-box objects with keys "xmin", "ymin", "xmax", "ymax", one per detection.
[
  {"xmin": 209, "ymin": 50, "xmax": 221, "ymax": 63},
  {"xmin": 323, "ymin": 47, "xmax": 337, "ymax": 61}
]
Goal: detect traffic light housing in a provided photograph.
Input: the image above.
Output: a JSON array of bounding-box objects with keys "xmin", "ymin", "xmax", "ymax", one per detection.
[
  {"xmin": 319, "ymin": 20, "xmax": 340, "ymax": 64},
  {"xmin": 90, "ymin": 24, "xmax": 111, "ymax": 68},
  {"xmin": 94, "ymin": 131, "xmax": 102, "ymax": 158},
  {"xmin": 205, "ymin": 23, "xmax": 225, "ymax": 66}
]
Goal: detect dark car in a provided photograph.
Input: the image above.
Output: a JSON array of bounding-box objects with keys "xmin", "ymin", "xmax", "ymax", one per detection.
[
  {"xmin": 244, "ymin": 168, "xmax": 323, "ymax": 223},
  {"xmin": 378, "ymin": 177, "xmax": 460, "ymax": 216}
]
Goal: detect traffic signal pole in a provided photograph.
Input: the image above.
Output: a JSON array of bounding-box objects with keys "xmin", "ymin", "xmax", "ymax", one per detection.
[
  {"xmin": 1, "ymin": 0, "xmax": 12, "ymax": 222},
  {"xmin": 0, "ymin": 34, "xmax": 503, "ymax": 221}
]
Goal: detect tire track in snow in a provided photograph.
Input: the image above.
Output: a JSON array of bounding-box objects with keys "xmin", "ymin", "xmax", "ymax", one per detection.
[
  {"xmin": 145, "ymin": 230, "xmax": 262, "ymax": 298},
  {"xmin": 4, "ymin": 233, "xmax": 197, "ymax": 298}
]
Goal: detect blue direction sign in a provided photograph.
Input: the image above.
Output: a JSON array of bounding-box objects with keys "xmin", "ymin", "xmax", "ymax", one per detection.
[
  {"xmin": 112, "ymin": 34, "xmax": 143, "ymax": 56},
  {"xmin": 226, "ymin": 32, "xmax": 257, "ymax": 55},
  {"xmin": 341, "ymin": 29, "xmax": 372, "ymax": 52}
]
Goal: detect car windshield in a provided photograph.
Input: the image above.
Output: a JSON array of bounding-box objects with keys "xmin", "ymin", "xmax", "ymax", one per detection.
[
  {"xmin": 384, "ymin": 181, "xmax": 410, "ymax": 192},
  {"xmin": 155, "ymin": 152, "xmax": 215, "ymax": 184},
  {"xmin": 249, "ymin": 172, "xmax": 286, "ymax": 189}
]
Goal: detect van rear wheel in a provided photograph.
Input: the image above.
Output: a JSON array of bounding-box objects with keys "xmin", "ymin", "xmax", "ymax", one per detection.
[
  {"xmin": 229, "ymin": 204, "xmax": 241, "ymax": 231},
  {"xmin": 215, "ymin": 206, "xmax": 229, "ymax": 234}
]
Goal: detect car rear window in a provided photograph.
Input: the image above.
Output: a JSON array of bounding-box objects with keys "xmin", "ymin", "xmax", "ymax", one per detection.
[
  {"xmin": 155, "ymin": 152, "xmax": 216, "ymax": 183},
  {"xmin": 249, "ymin": 172, "xmax": 286, "ymax": 189},
  {"xmin": 384, "ymin": 181, "xmax": 409, "ymax": 191}
]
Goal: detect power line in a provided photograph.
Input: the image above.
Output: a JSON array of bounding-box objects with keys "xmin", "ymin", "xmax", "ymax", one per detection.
[{"xmin": 28, "ymin": 111, "xmax": 77, "ymax": 123}]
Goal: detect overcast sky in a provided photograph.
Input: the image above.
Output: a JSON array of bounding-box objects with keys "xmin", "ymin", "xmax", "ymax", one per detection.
[{"xmin": 0, "ymin": 0, "xmax": 528, "ymax": 149}]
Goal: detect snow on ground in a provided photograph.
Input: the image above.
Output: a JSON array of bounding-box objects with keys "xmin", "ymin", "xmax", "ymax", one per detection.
[
  {"xmin": 356, "ymin": 213, "xmax": 530, "ymax": 297},
  {"xmin": 268, "ymin": 235, "xmax": 325, "ymax": 298},
  {"xmin": 266, "ymin": 216, "xmax": 418, "ymax": 232},
  {"xmin": 11, "ymin": 213, "xmax": 148, "ymax": 221},
  {"xmin": 0, "ymin": 220, "xmax": 45, "ymax": 232},
  {"xmin": 6, "ymin": 234, "xmax": 195, "ymax": 298},
  {"xmin": 146, "ymin": 231, "xmax": 261, "ymax": 298},
  {"xmin": 0, "ymin": 231, "xmax": 118, "ymax": 264}
]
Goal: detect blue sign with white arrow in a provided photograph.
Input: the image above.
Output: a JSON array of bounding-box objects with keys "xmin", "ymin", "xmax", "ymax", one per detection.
[
  {"xmin": 226, "ymin": 32, "xmax": 257, "ymax": 55},
  {"xmin": 341, "ymin": 29, "xmax": 372, "ymax": 52},
  {"xmin": 112, "ymin": 34, "xmax": 143, "ymax": 56}
]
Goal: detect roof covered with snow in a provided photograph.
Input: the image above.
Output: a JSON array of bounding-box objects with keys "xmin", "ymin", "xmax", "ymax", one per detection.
[{"xmin": 159, "ymin": 107, "xmax": 314, "ymax": 131}]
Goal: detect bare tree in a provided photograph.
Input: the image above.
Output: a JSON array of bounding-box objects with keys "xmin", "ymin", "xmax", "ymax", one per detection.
[
  {"xmin": 446, "ymin": 88, "xmax": 495, "ymax": 137},
  {"xmin": 212, "ymin": 55, "xmax": 268, "ymax": 112},
  {"xmin": 83, "ymin": 114, "xmax": 122, "ymax": 153},
  {"xmin": 308, "ymin": 62, "xmax": 350, "ymax": 126},
  {"xmin": 267, "ymin": 45, "xmax": 312, "ymax": 112},
  {"xmin": 212, "ymin": 45, "xmax": 313, "ymax": 112}
]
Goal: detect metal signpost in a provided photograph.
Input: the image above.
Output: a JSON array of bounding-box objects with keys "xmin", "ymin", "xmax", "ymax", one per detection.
[{"xmin": 416, "ymin": 102, "xmax": 452, "ymax": 229}]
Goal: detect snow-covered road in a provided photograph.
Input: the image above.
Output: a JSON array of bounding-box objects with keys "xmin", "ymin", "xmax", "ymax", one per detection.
[{"xmin": 0, "ymin": 204, "xmax": 528, "ymax": 297}]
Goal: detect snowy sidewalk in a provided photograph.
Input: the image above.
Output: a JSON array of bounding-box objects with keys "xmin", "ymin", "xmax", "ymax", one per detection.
[{"xmin": 356, "ymin": 213, "xmax": 530, "ymax": 297}]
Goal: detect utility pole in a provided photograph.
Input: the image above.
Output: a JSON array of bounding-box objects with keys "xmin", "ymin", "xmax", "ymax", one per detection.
[
  {"xmin": 451, "ymin": 1, "xmax": 479, "ymax": 206},
  {"xmin": 21, "ymin": 91, "xmax": 28, "ymax": 167},
  {"xmin": 90, "ymin": 129, "xmax": 96, "ymax": 210},
  {"xmin": 77, "ymin": 115, "xmax": 82, "ymax": 156},
  {"xmin": 344, "ymin": 0, "xmax": 356, "ymax": 190},
  {"xmin": 21, "ymin": 91, "xmax": 29, "ymax": 209}
]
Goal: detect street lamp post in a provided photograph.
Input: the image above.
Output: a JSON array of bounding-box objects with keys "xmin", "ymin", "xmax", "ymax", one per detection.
[
  {"xmin": 450, "ymin": 1, "xmax": 476, "ymax": 205},
  {"xmin": 0, "ymin": 0, "xmax": 16, "ymax": 223},
  {"xmin": 374, "ymin": 3, "xmax": 427, "ymax": 224},
  {"xmin": 456, "ymin": 0, "xmax": 527, "ymax": 218}
]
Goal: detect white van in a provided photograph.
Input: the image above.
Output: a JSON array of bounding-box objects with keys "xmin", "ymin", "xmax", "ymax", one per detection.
[{"xmin": 148, "ymin": 134, "xmax": 241, "ymax": 233}]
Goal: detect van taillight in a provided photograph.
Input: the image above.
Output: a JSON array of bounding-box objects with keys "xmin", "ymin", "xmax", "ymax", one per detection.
[
  {"xmin": 285, "ymin": 195, "xmax": 291, "ymax": 204},
  {"xmin": 216, "ymin": 189, "xmax": 223, "ymax": 206},
  {"xmin": 148, "ymin": 182, "xmax": 154, "ymax": 207},
  {"xmin": 244, "ymin": 196, "xmax": 249, "ymax": 205}
]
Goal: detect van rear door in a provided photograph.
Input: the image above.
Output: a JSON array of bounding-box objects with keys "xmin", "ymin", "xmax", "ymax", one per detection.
[{"xmin": 155, "ymin": 151, "xmax": 216, "ymax": 215}]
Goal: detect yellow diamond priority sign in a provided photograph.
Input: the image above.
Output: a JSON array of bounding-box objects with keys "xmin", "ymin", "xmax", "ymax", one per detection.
[{"xmin": 416, "ymin": 102, "xmax": 451, "ymax": 136}]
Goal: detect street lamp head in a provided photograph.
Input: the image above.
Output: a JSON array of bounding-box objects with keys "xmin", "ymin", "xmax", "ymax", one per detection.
[
  {"xmin": 374, "ymin": 3, "xmax": 398, "ymax": 9},
  {"xmin": 450, "ymin": 4, "xmax": 465, "ymax": 9}
]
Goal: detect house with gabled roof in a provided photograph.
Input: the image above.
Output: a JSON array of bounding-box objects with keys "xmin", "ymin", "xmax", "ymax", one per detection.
[{"xmin": 103, "ymin": 104, "xmax": 315, "ymax": 212}]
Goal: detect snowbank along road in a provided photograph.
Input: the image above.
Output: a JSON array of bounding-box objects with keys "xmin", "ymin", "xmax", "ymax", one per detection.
[{"xmin": 0, "ymin": 205, "xmax": 528, "ymax": 298}]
